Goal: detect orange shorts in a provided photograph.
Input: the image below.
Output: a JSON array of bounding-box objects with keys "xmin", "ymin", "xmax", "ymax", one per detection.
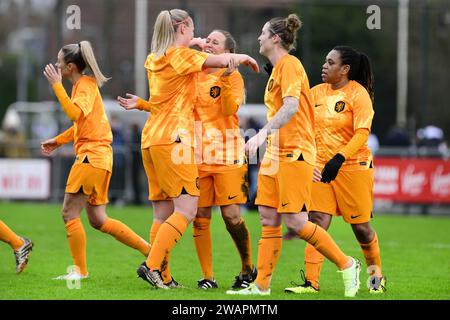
[
  {"xmin": 310, "ymin": 168, "xmax": 374, "ymax": 224},
  {"xmin": 198, "ymin": 165, "xmax": 248, "ymax": 207},
  {"xmin": 66, "ymin": 163, "xmax": 111, "ymax": 206},
  {"xmin": 142, "ymin": 144, "xmax": 200, "ymax": 201},
  {"xmin": 255, "ymin": 157, "xmax": 313, "ymax": 213}
]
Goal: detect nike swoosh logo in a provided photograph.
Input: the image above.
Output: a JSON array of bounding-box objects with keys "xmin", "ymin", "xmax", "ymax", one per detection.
[
  {"xmin": 314, "ymin": 104, "xmax": 322, "ymax": 108},
  {"xmin": 350, "ymin": 215, "xmax": 361, "ymax": 219},
  {"xmin": 281, "ymin": 202, "xmax": 289, "ymax": 207},
  {"xmin": 228, "ymin": 195, "xmax": 238, "ymax": 200}
]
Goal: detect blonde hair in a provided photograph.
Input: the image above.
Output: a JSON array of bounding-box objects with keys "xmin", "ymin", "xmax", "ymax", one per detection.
[
  {"xmin": 268, "ymin": 13, "xmax": 302, "ymax": 52},
  {"xmin": 61, "ymin": 41, "xmax": 110, "ymax": 87},
  {"xmin": 151, "ymin": 9, "xmax": 191, "ymax": 58}
]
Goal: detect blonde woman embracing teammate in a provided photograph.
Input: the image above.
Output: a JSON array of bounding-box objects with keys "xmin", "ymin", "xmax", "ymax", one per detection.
[{"xmin": 117, "ymin": 9, "xmax": 259, "ymax": 289}]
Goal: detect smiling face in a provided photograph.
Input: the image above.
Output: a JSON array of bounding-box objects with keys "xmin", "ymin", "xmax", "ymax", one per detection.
[
  {"xmin": 321, "ymin": 49, "xmax": 349, "ymax": 84},
  {"xmin": 203, "ymin": 31, "xmax": 227, "ymax": 55},
  {"xmin": 258, "ymin": 22, "xmax": 277, "ymax": 57}
]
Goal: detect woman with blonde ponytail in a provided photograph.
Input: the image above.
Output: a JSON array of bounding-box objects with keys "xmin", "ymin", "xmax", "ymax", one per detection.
[
  {"xmin": 42, "ymin": 42, "xmax": 151, "ymax": 281},
  {"xmin": 78, "ymin": 41, "xmax": 111, "ymax": 87},
  {"xmin": 117, "ymin": 8, "xmax": 259, "ymax": 289},
  {"xmin": 229, "ymin": 14, "xmax": 361, "ymax": 297}
]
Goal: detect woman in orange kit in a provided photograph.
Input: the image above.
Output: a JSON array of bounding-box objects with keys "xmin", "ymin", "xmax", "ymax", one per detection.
[
  {"xmin": 117, "ymin": 8, "xmax": 259, "ymax": 289},
  {"xmin": 192, "ymin": 29, "xmax": 256, "ymax": 291},
  {"xmin": 229, "ymin": 14, "xmax": 361, "ymax": 297},
  {"xmin": 42, "ymin": 41, "xmax": 151, "ymax": 280},
  {"xmin": 287, "ymin": 46, "xmax": 386, "ymax": 294}
]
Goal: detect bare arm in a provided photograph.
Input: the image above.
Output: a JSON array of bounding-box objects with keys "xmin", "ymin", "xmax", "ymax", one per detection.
[
  {"xmin": 245, "ymin": 96, "xmax": 298, "ymax": 157},
  {"xmin": 261, "ymin": 96, "xmax": 299, "ymax": 134}
]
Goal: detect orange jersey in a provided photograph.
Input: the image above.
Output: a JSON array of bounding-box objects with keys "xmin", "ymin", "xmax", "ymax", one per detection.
[
  {"xmin": 264, "ymin": 54, "xmax": 316, "ymax": 165},
  {"xmin": 311, "ymin": 80, "xmax": 374, "ymax": 171},
  {"xmin": 194, "ymin": 69, "xmax": 245, "ymax": 172},
  {"xmin": 141, "ymin": 46, "xmax": 209, "ymax": 149},
  {"xmin": 70, "ymin": 75, "xmax": 112, "ymax": 172}
]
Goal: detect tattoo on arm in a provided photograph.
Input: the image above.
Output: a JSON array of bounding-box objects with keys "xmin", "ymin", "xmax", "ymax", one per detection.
[{"xmin": 263, "ymin": 97, "xmax": 299, "ymax": 134}]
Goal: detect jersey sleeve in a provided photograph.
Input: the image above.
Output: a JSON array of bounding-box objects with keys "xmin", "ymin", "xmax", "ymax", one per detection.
[
  {"xmin": 310, "ymin": 85, "xmax": 322, "ymax": 104},
  {"xmin": 352, "ymin": 88, "xmax": 374, "ymax": 131},
  {"xmin": 220, "ymin": 71, "xmax": 244, "ymax": 116},
  {"xmin": 71, "ymin": 79, "xmax": 97, "ymax": 117},
  {"xmin": 52, "ymin": 83, "xmax": 82, "ymax": 121},
  {"xmin": 280, "ymin": 60, "xmax": 302, "ymax": 99},
  {"xmin": 170, "ymin": 47, "xmax": 209, "ymax": 76},
  {"xmin": 55, "ymin": 125, "xmax": 74, "ymax": 145}
]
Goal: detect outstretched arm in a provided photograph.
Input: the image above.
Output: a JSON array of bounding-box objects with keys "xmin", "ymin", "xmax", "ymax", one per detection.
[
  {"xmin": 204, "ymin": 53, "xmax": 260, "ymax": 73},
  {"xmin": 117, "ymin": 93, "xmax": 154, "ymax": 113},
  {"xmin": 41, "ymin": 126, "xmax": 74, "ymax": 156}
]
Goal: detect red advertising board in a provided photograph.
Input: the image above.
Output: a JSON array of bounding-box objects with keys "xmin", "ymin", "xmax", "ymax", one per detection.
[{"xmin": 374, "ymin": 157, "xmax": 450, "ymax": 204}]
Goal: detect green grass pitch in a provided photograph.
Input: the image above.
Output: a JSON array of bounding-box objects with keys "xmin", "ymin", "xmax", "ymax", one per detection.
[{"xmin": 1, "ymin": 202, "xmax": 449, "ymax": 300}]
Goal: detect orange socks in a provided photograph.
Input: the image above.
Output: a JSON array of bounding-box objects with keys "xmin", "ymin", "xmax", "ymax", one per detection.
[
  {"xmin": 255, "ymin": 226, "xmax": 283, "ymax": 291},
  {"xmin": 226, "ymin": 218, "xmax": 253, "ymax": 274},
  {"xmin": 100, "ymin": 218, "xmax": 150, "ymax": 256},
  {"xmin": 359, "ymin": 232, "xmax": 382, "ymax": 277},
  {"xmin": 193, "ymin": 217, "xmax": 213, "ymax": 279},
  {"xmin": 150, "ymin": 221, "xmax": 161, "ymax": 244},
  {"xmin": 150, "ymin": 220, "xmax": 172, "ymax": 283},
  {"xmin": 146, "ymin": 212, "xmax": 189, "ymax": 272},
  {"xmin": 65, "ymin": 218, "xmax": 88, "ymax": 276},
  {"xmin": 304, "ymin": 243, "xmax": 324, "ymax": 289},
  {"xmin": 298, "ymin": 221, "xmax": 349, "ymax": 270},
  {"xmin": 0, "ymin": 220, "xmax": 24, "ymax": 250}
]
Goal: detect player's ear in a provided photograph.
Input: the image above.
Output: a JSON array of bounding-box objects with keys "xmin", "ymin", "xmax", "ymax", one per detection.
[
  {"xmin": 271, "ymin": 34, "xmax": 280, "ymax": 45},
  {"xmin": 341, "ymin": 64, "xmax": 350, "ymax": 76},
  {"xmin": 179, "ymin": 23, "xmax": 186, "ymax": 35}
]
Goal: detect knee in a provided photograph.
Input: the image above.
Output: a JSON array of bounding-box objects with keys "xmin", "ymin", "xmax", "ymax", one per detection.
[
  {"xmin": 259, "ymin": 215, "xmax": 279, "ymax": 227},
  {"xmin": 175, "ymin": 208, "xmax": 197, "ymax": 223},
  {"xmin": 284, "ymin": 213, "xmax": 308, "ymax": 232},
  {"xmin": 87, "ymin": 214, "xmax": 107, "ymax": 230},
  {"xmin": 221, "ymin": 206, "xmax": 241, "ymax": 226},
  {"xmin": 308, "ymin": 211, "xmax": 329, "ymax": 229},
  {"xmin": 89, "ymin": 219, "xmax": 104, "ymax": 230},
  {"xmin": 183, "ymin": 210, "xmax": 197, "ymax": 223},
  {"xmin": 196, "ymin": 207, "xmax": 212, "ymax": 219},
  {"xmin": 61, "ymin": 206, "xmax": 78, "ymax": 224},
  {"xmin": 352, "ymin": 223, "xmax": 374, "ymax": 243},
  {"xmin": 174, "ymin": 197, "xmax": 198, "ymax": 222},
  {"xmin": 193, "ymin": 217, "xmax": 210, "ymax": 230},
  {"xmin": 259, "ymin": 207, "xmax": 282, "ymax": 227},
  {"xmin": 89, "ymin": 221, "xmax": 103, "ymax": 230}
]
